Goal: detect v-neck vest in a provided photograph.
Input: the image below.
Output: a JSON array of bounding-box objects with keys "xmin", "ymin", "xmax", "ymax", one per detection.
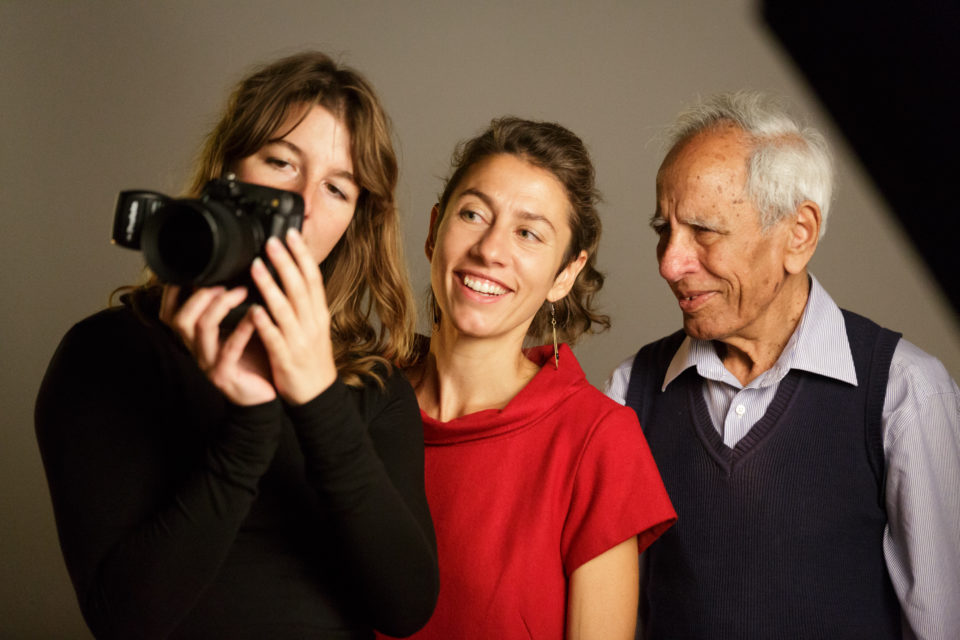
[{"xmin": 625, "ymin": 310, "xmax": 902, "ymax": 639}]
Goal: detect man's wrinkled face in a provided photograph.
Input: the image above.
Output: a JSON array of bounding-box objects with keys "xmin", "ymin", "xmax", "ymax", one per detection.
[{"xmin": 651, "ymin": 124, "xmax": 793, "ymax": 344}]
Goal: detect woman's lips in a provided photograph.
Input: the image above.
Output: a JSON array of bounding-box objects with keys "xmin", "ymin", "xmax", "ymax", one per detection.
[
  {"xmin": 456, "ymin": 271, "xmax": 511, "ymax": 298},
  {"xmin": 462, "ymin": 274, "xmax": 508, "ymax": 296}
]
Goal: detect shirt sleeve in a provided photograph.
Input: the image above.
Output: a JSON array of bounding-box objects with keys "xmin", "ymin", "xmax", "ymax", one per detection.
[
  {"xmin": 881, "ymin": 339, "xmax": 960, "ymax": 640},
  {"xmin": 285, "ymin": 368, "xmax": 439, "ymax": 637},
  {"xmin": 34, "ymin": 313, "xmax": 284, "ymax": 640},
  {"xmin": 561, "ymin": 399, "xmax": 676, "ymax": 575},
  {"xmin": 603, "ymin": 353, "xmax": 636, "ymax": 406}
]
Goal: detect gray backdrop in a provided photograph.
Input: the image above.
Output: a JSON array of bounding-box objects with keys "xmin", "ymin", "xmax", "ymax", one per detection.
[{"xmin": 3, "ymin": 1, "xmax": 957, "ymax": 636}]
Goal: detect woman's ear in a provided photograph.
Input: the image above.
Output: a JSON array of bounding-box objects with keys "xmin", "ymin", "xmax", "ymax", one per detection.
[
  {"xmin": 547, "ymin": 251, "xmax": 587, "ymax": 302},
  {"xmin": 425, "ymin": 204, "xmax": 440, "ymax": 260},
  {"xmin": 783, "ymin": 200, "xmax": 821, "ymax": 275}
]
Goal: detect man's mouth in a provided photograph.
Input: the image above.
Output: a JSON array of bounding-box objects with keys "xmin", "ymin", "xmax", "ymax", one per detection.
[{"xmin": 676, "ymin": 290, "xmax": 715, "ymax": 312}]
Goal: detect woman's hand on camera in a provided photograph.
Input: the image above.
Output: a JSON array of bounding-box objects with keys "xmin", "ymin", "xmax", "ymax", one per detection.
[
  {"xmin": 160, "ymin": 284, "xmax": 278, "ymax": 406},
  {"xmin": 249, "ymin": 228, "xmax": 338, "ymax": 405}
]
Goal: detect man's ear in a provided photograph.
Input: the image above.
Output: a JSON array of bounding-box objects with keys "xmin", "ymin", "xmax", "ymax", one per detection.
[
  {"xmin": 547, "ymin": 251, "xmax": 588, "ymax": 302},
  {"xmin": 783, "ymin": 201, "xmax": 821, "ymax": 274},
  {"xmin": 425, "ymin": 204, "xmax": 440, "ymax": 261}
]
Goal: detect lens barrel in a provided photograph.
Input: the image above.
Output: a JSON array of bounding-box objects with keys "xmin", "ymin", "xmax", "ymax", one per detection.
[{"xmin": 140, "ymin": 199, "xmax": 262, "ymax": 286}]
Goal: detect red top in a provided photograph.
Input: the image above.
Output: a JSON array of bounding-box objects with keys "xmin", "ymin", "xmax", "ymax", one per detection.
[{"xmin": 397, "ymin": 344, "xmax": 675, "ymax": 639}]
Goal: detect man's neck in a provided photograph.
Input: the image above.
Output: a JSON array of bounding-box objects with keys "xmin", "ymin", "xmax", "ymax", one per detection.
[{"xmin": 717, "ymin": 273, "xmax": 811, "ymax": 386}]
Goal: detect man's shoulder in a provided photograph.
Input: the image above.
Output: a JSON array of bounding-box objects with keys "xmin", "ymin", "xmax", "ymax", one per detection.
[
  {"xmin": 890, "ymin": 337, "xmax": 957, "ymax": 395},
  {"xmin": 838, "ymin": 307, "xmax": 900, "ymax": 336},
  {"xmin": 634, "ymin": 329, "xmax": 688, "ymax": 367},
  {"xmin": 605, "ymin": 329, "xmax": 690, "ymax": 406},
  {"xmin": 838, "ymin": 308, "xmax": 956, "ymax": 398}
]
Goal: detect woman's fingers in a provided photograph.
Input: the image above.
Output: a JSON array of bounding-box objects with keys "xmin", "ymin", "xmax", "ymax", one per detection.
[
  {"xmin": 215, "ymin": 308, "xmax": 257, "ymax": 372},
  {"xmin": 247, "ymin": 230, "xmax": 337, "ymax": 405},
  {"xmin": 194, "ymin": 286, "xmax": 249, "ymax": 367},
  {"xmin": 284, "ymin": 228, "xmax": 329, "ymax": 313},
  {"xmin": 160, "ymin": 282, "xmax": 276, "ymax": 405},
  {"xmin": 261, "ymin": 236, "xmax": 308, "ymax": 325},
  {"xmin": 250, "ymin": 255, "xmax": 297, "ymax": 332},
  {"xmin": 167, "ymin": 287, "xmax": 221, "ymax": 340},
  {"xmin": 208, "ymin": 309, "xmax": 277, "ymax": 405},
  {"xmin": 159, "ymin": 284, "xmax": 182, "ymax": 325},
  {"xmin": 258, "ymin": 230, "xmax": 329, "ymax": 327}
]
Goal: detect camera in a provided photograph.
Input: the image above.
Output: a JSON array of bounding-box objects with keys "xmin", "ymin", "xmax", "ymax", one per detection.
[{"xmin": 112, "ymin": 174, "xmax": 304, "ymax": 287}]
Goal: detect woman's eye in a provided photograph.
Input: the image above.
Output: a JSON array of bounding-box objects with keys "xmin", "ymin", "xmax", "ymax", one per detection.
[
  {"xmin": 517, "ymin": 228, "xmax": 541, "ymax": 242},
  {"xmin": 460, "ymin": 209, "xmax": 482, "ymax": 222},
  {"xmin": 266, "ymin": 157, "xmax": 293, "ymax": 170},
  {"xmin": 326, "ymin": 183, "xmax": 346, "ymax": 200}
]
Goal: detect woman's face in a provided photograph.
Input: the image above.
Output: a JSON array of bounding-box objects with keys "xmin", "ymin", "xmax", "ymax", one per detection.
[
  {"xmin": 235, "ymin": 103, "xmax": 359, "ymax": 264},
  {"xmin": 429, "ymin": 153, "xmax": 586, "ymax": 343}
]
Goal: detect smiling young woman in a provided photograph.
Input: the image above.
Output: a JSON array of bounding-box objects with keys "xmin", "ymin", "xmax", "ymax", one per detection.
[{"xmin": 386, "ymin": 118, "xmax": 676, "ymax": 640}]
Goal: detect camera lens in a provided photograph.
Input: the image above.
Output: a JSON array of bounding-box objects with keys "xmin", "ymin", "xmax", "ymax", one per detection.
[
  {"xmin": 154, "ymin": 206, "xmax": 213, "ymax": 281},
  {"xmin": 141, "ymin": 199, "xmax": 260, "ymax": 286}
]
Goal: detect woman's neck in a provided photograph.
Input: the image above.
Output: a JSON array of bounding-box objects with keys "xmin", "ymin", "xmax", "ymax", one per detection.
[{"xmin": 411, "ymin": 326, "xmax": 540, "ymax": 422}]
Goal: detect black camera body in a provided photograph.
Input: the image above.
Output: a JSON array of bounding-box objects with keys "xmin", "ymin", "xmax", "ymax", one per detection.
[{"xmin": 113, "ymin": 175, "xmax": 304, "ymax": 287}]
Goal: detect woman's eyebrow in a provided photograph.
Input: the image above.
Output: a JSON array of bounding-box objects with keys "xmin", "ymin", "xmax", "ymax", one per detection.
[
  {"xmin": 516, "ymin": 211, "xmax": 556, "ymax": 232},
  {"xmin": 266, "ymin": 138, "xmax": 304, "ymax": 157},
  {"xmin": 263, "ymin": 139, "xmax": 357, "ymax": 185},
  {"xmin": 457, "ymin": 188, "xmax": 557, "ymax": 231}
]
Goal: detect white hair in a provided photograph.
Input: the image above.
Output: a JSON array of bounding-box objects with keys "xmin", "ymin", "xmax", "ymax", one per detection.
[{"xmin": 665, "ymin": 91, "xmax": 835, "ymax": 236}]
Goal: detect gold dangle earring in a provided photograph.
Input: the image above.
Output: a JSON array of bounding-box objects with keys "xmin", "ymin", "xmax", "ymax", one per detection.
[{"xmin": 551, "ymin": 302, "xmax": 559, "ymax": 369}]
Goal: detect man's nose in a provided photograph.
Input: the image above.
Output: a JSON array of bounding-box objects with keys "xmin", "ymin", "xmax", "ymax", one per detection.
[{"xmin": 658, "ymin": 231, "xmax": 697, "ymax": 282}]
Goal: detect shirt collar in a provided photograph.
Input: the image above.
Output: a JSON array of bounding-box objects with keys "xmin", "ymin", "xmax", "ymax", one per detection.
[{"xmin": 662, "ymin": 274, "xmax": 858, "ymax": 390}]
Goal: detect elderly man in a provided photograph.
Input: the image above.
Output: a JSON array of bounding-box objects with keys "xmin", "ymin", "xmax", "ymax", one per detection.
[{"xmin": 606, "ymin": 92, "xmax": 959, "ymax": 639}]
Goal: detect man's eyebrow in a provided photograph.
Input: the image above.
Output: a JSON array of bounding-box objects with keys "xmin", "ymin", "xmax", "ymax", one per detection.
[
  {"xmin": 457, "ymin": 187, "xmax": 557, "ymax": 232},
  {"xmin": 264, "ymin": 138, "xmax": 357, "ymax": 185},
  {"xmin": 681, "ymin": 215, "xmax": 721, "ymax": 231}
]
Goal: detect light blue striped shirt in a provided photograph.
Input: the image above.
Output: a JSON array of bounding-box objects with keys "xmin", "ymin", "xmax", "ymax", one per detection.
[{"xmin": 605, "ymin": 275, "xmax": 960, "ymax": 640}]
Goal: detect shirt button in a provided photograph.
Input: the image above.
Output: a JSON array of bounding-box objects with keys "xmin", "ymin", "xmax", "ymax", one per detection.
[{"xmin": 735, "ymin": 404, "xmax": 746, "ymax": 417}]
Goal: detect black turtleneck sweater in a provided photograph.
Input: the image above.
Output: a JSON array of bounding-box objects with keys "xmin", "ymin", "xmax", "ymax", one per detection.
[{"xmin": 35, "ymin": 299, "xmax": 438, "ymax": 639}]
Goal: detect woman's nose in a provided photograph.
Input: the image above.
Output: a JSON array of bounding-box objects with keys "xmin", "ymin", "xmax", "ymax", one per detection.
[
  {"xmin": 298, "ymin": 187, "xmax": 314, "ymax": 219},
  {"xmin": 473, "ymin": 225, "xmax": 509, "ymax": 265}
]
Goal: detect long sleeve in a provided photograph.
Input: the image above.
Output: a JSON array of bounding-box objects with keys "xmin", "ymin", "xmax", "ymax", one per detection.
[
  {"xmin": 881, "ymin": 339, "xmax": 960, "ymax": 640},
  {"xmin": 285, "ymin": 369, "xmax": 439, "ymax": 637},
  {"xmin": 35, "ymin": 309, "xmax": 284, "ymax": 639}
]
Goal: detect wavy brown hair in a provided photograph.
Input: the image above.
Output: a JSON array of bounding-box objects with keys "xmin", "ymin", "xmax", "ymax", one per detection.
[
  {"xmin": 430, "ymin": 117, "xmax": 610, "ymax": 345},
  {"xmin": 124, "ymin": 51, "xmax": 415, "ymax": 386}
]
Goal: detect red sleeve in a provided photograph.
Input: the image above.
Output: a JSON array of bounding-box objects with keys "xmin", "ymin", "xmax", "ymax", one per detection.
[{"xmin": 561, "ymin": 400, "xmax": 676, "ymax": 575}]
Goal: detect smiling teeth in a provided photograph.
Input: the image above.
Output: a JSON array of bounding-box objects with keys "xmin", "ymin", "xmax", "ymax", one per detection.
[{"xmin": 463, "ymin": 275, "xmax": 507, "ymax": 296}]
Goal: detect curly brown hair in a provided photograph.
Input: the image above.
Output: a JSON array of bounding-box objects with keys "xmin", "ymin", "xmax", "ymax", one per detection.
[{"xmin": 430, "ymin": 116, "xmax": 610, "ymax": 344}]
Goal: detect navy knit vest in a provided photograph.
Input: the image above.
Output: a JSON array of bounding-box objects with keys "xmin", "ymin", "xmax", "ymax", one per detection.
[{"xmin": 625, "ymin": 310, "xmax": 902, "ymax": 639}]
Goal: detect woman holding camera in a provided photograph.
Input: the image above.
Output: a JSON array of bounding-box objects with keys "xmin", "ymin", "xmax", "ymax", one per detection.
[
  {"xmin": 391, "ymin": 118, "xmax": 676, "ymax": 639},
  {"xmin": 35, "ymin": 51, "xmax": 438, "ymax": 639}
]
